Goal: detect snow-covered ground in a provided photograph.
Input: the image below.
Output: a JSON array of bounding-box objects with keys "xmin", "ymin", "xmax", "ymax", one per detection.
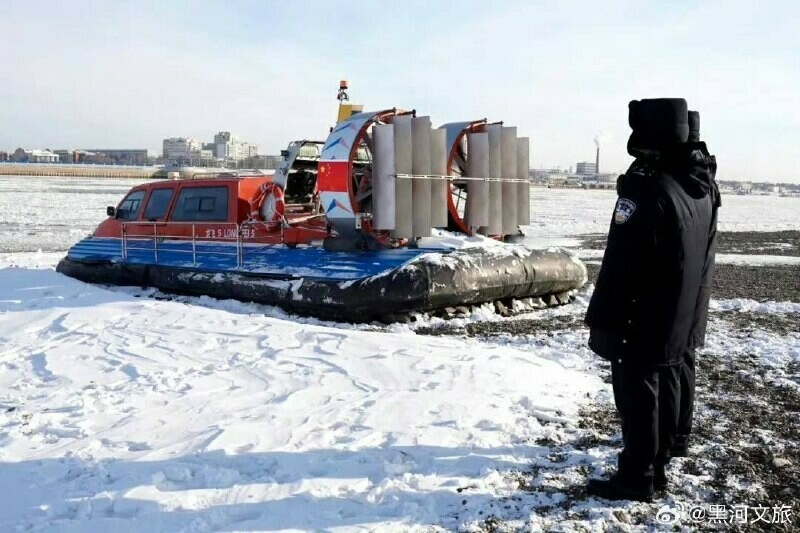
[
  {"xmin": 521, "ymin": 186, "xmax": 800, "ymax": 238},
  {"xmin": 0, "ymin": 177, "xmax": 150, "ymax": 253},
  {"xmin": 1, "ymin": 253, "xmax": 605, "ymax": 532},
  {"xmin": 0, "ymin": 176, "xmax": 798, "ymax": 531},
  {"xmin": 3, "ymin": 176, "xmax": 800, "ymax": 254}
]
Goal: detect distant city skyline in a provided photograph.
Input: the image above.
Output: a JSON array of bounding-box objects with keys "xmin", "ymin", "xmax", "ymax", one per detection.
[{"xmin": 2, "ymin": 0, "xmax": 798, "ymax": 182}]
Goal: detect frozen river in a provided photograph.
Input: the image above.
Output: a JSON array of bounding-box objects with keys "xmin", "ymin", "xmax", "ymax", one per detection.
[
  {"xmin": 525, "ymin": 186, "xmax": 800, "ymax": 236},
  {"xmin": 0, "ymin": 176, "xmax": 155, "ymax": 252},
  {"xmin": 2, "ymin": 176, "xmax": 799, "ymax": 254},
  {"xmin": 0, "ymin": 175, "xmax": 799, "ymax": 531}
]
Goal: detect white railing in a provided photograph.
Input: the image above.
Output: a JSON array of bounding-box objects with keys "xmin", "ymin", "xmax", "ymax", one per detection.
[{"xmin": 121, "ymin": 221, "xmax": 287, "ymax": 268}]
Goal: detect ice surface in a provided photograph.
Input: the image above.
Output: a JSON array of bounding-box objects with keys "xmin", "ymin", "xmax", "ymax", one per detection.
[
  {"xmin": 0, "ymin": 261, "xmax": 601, "ymax": 531},
  {"xmin": 0, "ymin": 176, "xmax": 799, "ymax": 531},
  {"xmin": 0, "ymin": 176, "xmax": 157, "ymax": 253},
  {"xmin": 4, "ymin": 178, "xmax": 798, "ymax": 257},
  {"xmin": 519, "ymin": 187, "xmax": 800, "ymax": 237}
]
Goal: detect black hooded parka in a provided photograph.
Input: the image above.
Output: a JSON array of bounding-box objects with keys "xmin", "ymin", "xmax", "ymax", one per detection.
[{"xmin": 586, "ymin": 144, "xmax": 719, "ymax": 367}]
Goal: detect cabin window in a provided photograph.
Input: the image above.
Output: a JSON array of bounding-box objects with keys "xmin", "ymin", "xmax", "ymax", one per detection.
[
  {"xmin": 170, "ymin": 186, "xmax": 229, "ymax": 222},
  {"xmin": 143, "ymin": 188, "xmax": 175, "ymax": 220},
  {"xmin": 117, "ymin": 190, "xmax": 146, "ymax": 220}
]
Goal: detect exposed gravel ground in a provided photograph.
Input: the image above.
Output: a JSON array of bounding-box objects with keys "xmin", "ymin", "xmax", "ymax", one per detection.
[
  {"xmin": 717, "ymin": 231, "xmax": 800, "ymax": 256},
  {"xmin": 418, "ymin": 259, "xmax": 800, "ymax": 338},
  {"xmin": 712, "ymin": 264, "xmax": 800, "ymax": 302},
  {"xmin": 433, "ymin": 314, "xmax": 799, "ymax": 531},
  {"xmin": 572, "ymin": 346, "xmax": 798, "ymax": 532},
  {"xmin": 421, "ymin": 233, "xmax": 799, "ymax": 530},
  {"xmin": 582, "ymin": 231, "xmax": 800, "ymax": 303},
  {"xmin": 580, "ymin": 230, "xmax": 800, "ymax": 256},
  {"xmin": 584, "ymin": 262, "xmax": 800, "ymax": 303},
  {"xmin": 415, "ymin": 315, "xmax": 584, "ymax": 338},
  {"xmin": 717, "ymin": 310, "xmax": 800, "ymax": 336}
]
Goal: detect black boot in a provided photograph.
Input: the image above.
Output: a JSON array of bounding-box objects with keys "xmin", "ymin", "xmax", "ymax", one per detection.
[
  {"xmin": 670, "ymin": 439, "xmax": 688, "ymax": 458},
  {"xmin": 586, "ymin": 474, "xmax": 654, "ymax": 503},
  {"xmin": 654, "ymin": 463, "xmax": 667, "ymax": 492}
]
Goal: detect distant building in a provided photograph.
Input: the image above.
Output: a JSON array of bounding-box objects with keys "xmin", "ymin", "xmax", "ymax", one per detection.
[
  {"xmin": 243, "ymin": 154, "xmax": 282, "ymax": 169},
  {"xmin": 84, "ymin": 149, "xmax": 149, "ymax": 165},
  {"xmin": 53, "ymin": 149, "xmax": 150, "ymax": 165},
  {"xmin": 53, "ymin": 149, "xmax": 77, "ymax": 163},
  {"xmin": 159, "ymin": 132, "xmax": 259, "ymax": 166},
  {"xmin": 0, "ymin": 151, "xmax": 8, "ymax": 162},
  {"xmin": 580, "ymin": 172, "xmax": 617, "ymax": 190},
  {"xmin": 714, "ymin": 180, "xmax": 800, "ymax": 196},
  {"xmin": 163, "ymin": 137, "xmax": 201, "ymax": 164},
  {"xmin": 213, "ymin": 131, "xmax": 258, "ymax": 162},
  {"xmin": 213, "ymin": 131, "xmax": 234, "ymax": 159},
  {"xmin": 11, "ymin": 148, "xmax": 59, "ymax": 163},
  {"xmin": 245, "ymin": 143, "xmax": 259, "ymax": 158},
  {"xmin": 261, "ymin": 155, "xmax": 282, "ymax": 168},
  {"xmin": 576, "ymin": 161, "xmax": 597, "ymax": 175},
  {"xmin": 530, "ymin": 168, "xmax": 567, "ymax": 184},
  {"xmin": 198, "ymin": 149, "xmax": 214, "ymax": 164}
]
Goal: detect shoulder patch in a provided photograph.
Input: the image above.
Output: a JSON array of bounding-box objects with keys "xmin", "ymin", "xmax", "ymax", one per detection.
[{"xmin": 614, "ymin": 198, "xmax": 637, "ymax": 224}]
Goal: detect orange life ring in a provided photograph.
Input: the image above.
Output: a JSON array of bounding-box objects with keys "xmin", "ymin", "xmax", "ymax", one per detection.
[{"xmin": 249, "ymin": 182, "xmax": 285, "ymax": 229}]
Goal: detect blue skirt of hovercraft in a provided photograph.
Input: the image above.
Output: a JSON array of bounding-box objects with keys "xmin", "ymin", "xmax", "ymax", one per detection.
[{"xmin": 66, "ymin": 237, "xmax": 433, "ymax": 280}]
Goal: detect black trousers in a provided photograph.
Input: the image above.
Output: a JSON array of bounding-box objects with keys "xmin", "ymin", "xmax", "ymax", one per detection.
[
  {"xmin": 611, "ymin": 359, "xmax": 680, "ymax": 482},
  {"xmin": 674, "ymin": 348, "xmax": 696, "ymax": 452}
]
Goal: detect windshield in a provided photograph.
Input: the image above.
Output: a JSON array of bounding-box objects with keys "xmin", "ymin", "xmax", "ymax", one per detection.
[{"xmin": 117, "ymin": 190, "xmax": 146, "ymax": 220}]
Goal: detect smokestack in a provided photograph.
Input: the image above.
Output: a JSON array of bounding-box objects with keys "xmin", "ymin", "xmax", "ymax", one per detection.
[{"xmin": 595, "ymin": 145, "xmax": 600, "ymax": 175}]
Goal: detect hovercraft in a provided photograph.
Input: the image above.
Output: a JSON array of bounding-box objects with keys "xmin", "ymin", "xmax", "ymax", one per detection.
[{"xmin": 57, "ymin": 83, "xmax": 587, "ymax": 321}]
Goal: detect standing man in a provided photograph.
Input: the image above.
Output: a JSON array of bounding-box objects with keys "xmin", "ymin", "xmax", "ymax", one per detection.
[
  {"xmin": 584, "ymin": 98, "xmax": 719, "ymax": 502},
  {"xmin": 674, "ymin": 110, "xmax": 720, "ymax": 458}
]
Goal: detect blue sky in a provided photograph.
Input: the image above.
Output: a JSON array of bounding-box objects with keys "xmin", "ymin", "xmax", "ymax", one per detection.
[{"xmin": 2, "ymin": 0, "xmax": 798, "ymax": 181}]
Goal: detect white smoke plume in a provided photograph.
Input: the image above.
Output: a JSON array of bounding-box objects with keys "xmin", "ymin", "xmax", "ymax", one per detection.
[{"xmin": 594, "ymin": 131, "xmax": 613, "ymax": 148}]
